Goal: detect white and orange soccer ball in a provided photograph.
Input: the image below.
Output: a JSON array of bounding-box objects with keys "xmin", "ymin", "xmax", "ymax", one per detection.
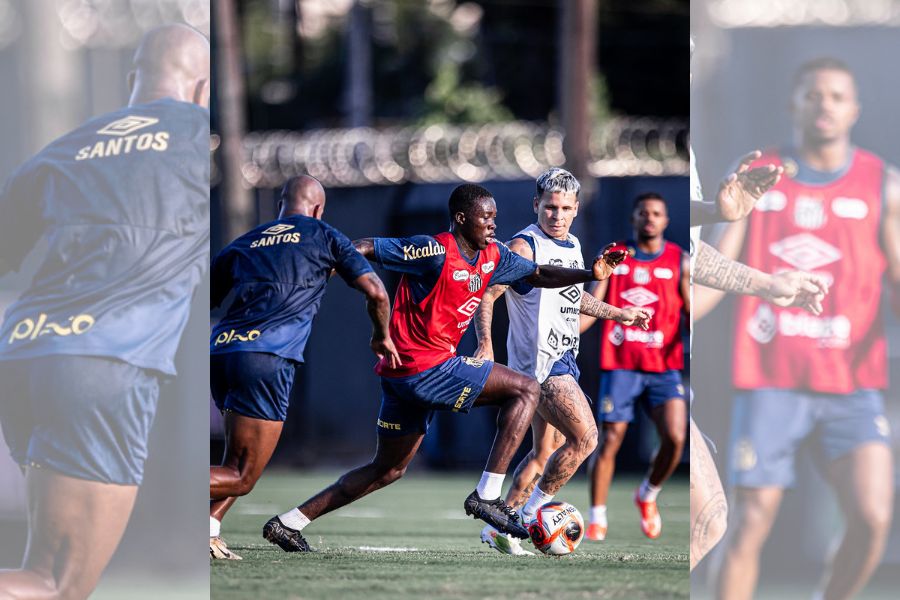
[{"xmin": 528, "ymin": 501, "xmax": 585, "ymax": 556}]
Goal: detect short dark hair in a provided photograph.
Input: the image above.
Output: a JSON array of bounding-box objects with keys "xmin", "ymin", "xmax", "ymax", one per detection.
[
  {"xmin": 448, "ymin": 184, "xmax": 493, "ymax": 217},
  {"xmin": 633, "ymin": 192, "xmax": 667, "ymax": 211},
  {"xmin": 793, "ymin": 57, "xmax": 854, "ymax": 90}
]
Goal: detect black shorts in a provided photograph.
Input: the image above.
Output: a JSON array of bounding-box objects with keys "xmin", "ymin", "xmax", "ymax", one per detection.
[{"xmin": 211, "ymin": 351, "xmax": 298, "ymax": 421}]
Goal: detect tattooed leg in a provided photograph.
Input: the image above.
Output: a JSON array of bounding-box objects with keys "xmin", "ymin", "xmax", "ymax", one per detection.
[
  {"xmin": 505, "ymin": 413, "xmax": 565, "ymax": 508},
  {"xmin": 534, "ymin": 375, "xmax": 599, "ymax": 496},
  {"xmin": 689, "ymin": 418, "xmax": 728, "ymax": 571}
]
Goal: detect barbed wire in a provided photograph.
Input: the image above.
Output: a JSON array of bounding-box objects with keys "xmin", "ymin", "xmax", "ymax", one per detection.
[
  {"xmin": 707, "ymin": 0, "xmax": 900, "ymax": 28},
  {"xmin": 213, "ymin": 117, "xmax": 689, "ymax": 189}
]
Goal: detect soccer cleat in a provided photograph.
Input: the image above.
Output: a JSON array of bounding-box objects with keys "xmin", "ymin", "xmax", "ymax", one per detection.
[
  {"xmin": 480, "ymin": 525, "xmax": 535, "ymax": 556},
  {"xmin": 586, "ymin": 522, "xmax": 608, "ymax": 541},
  {"xmin": 263, "ymin": 516, "xmax": 312, "ymax": 552},
  {"xmin": 634, "ymin": 489, "xmax": 662, "ymax": 539},
  {"xmin": 463, "ymin": 490, "xmax": 530, "ymax": 539},
  {"xmin": 210, "ymin": 536, "xmax": 242, "ymax": 560}
]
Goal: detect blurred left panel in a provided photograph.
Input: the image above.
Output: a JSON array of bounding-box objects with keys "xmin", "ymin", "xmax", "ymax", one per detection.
[{"xmin": 0, "ymin": 1, "xmax": 210, "ymax": 599}]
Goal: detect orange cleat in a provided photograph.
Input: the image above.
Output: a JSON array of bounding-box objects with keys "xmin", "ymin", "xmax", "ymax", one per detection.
[
  {"xmin": 634, "ymin": 489, "xmax": 661, "ymax": 539},
  {"xmin": 586, "ymin": 522, "xmax": 607, "ymax": 541}
]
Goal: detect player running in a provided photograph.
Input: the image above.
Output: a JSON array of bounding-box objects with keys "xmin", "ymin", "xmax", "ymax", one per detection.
[
  {"xmin": 580, "ymin": 192, "xmax": 689, "ymax": 542},
  {"xmin": 209, "ymin": 175, "xmax": 398, "ymax": 559},
  {"xmin": 470, "ymin": 169, "xmax": 651, "ymax": 556},
  {"xmin": 263, "ymin": 183, "xmax": 628, "ymax": 552},
  {"xmin": 708, "ymin": 58, "xmax": 900, "ymax": 600},
  {"xmin": 0, "ymin": 25, "xmax": 209, "ymax": 599}
]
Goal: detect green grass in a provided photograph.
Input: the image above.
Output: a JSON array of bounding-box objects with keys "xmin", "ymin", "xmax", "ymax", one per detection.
[{"xmin": 211, "ymin": 471, "xmax": 689, "ymax": 599}]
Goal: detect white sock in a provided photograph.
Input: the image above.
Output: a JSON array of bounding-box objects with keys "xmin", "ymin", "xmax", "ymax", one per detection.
[
  {"xmin": 521, "ymin": 485, "xmax": 554, "ymax": 521},
  {"xmin": 590, "ymin": 505, "xmax": 607, "ymax": 525},
  {"xmin": 210, "ymin": 516, "xmax": 221, "ymax": 538},
  {"xmin": 476, "ymin": 471, "xmax": 505, "ymax": 500},
  {"xmin": 278, "ymin": 508, "xmax": 311, "ymax": 531},
  {"xmin": 639, "ymin": 478, "xmax": 662, "ymax": 503}
]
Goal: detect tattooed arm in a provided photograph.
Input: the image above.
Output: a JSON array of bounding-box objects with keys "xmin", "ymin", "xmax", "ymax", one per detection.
[
  {"xmin": 695, "ymin": 240, "xmax": 827, "ymax": 313},
  {"xmin": 579, "ymin": 290, "xmax": 651, "ymax": 330},
  {"xmin": 473, "ymin": 283, "xmax": 509, "ymax": 361}
]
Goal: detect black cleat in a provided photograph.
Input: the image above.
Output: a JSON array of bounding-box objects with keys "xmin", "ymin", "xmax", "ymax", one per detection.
[
  {"xmin": 463, "ymin": 490, "xmax": 529, "ymax": 539},
  {"xmin": 263, "ymin": 516, "xmax": 312, "ymax": 552}
]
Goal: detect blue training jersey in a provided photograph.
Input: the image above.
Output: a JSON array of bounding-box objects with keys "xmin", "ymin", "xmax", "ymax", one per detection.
[
  {"xmin": 210, "ymin": 216, "xmax": 373, "ymax": 362},
  {"xmin": 0, "ymin": 98, "xmax": 209, "ymax": 375}
]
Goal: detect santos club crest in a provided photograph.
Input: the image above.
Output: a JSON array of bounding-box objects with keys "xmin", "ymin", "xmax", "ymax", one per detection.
[{"xmin": 468, "ymin": 272, "xmax": 483, "ymax": 292}]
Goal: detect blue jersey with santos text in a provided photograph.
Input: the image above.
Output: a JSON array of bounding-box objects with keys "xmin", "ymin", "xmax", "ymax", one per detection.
[
  {"xmin": 0, "ymin": 99, "xmax": 209, "ymax": 375},
  {"xmin": 210, "ymin": 216, "xmax": 373, "ymax": 362}
]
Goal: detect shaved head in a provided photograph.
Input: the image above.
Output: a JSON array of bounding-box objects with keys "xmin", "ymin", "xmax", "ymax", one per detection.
[
  {"xmin": 280, "ymin": 176, "xmax": 327, "ymax": 219},
  {"xmin": 129, "ymin": 24, "xmax": 210, "ymax": 107}
]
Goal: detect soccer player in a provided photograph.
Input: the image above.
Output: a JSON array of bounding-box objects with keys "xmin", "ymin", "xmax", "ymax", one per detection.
[
  {"xmin": 580, "ymin": 192, "xmax": 689, "ymax": 542},
  {"xmin": 709, "ymin": 58, "xmax": 900, "ymax": 600},
  {"xmin": 471, "ymin": 168, "xmax": 652, "ymax": 556},
  {"xmin": 208, "ymin": 175, "xmax": 398, "ymax": 559},
  {"xmin": 263, "ymin": 183, "xmax": 628, "ymax": 552},
  {"xmin": 687, "ymin": 35, "xmax": 829, "ymax": 572},
  {"xmin": 0, "ymin": 25, "xmax": 209, "ymax": 599}
]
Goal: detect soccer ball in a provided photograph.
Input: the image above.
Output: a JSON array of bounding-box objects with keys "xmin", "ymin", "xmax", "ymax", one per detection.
[{"xmin": 528, "ymin": 501, "xmax": 585, "ymax": 556}]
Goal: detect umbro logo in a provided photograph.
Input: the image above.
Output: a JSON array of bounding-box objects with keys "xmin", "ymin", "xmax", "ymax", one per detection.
[
  {"xmin": 262, "ymin": 224, "xmax": 296, "ymax": 235},
  {"xmin": 619, "ymin": 287, "xmax": 658, "ymax": 307},
  {"xmin": 97, "ymin": 116, "xmax": 159, "ymax": 136},
  {"xmin": 457, "ymin": 297, "xmax": 482, "ymax": 317},
  {"xmin": 769, "ymin": 233, "xmax": 841, "ymax": 271},
  {"xmin": 558, "ymin": 286, "xmax": 581, "ymax": 304}
]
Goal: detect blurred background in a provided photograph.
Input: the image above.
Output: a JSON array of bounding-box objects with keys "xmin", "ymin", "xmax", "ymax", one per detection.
[
  {"xmin": 691, "ymin": 0, "xmax": 900, "ymax": 597},
  {"xmin": 0, "ymin": 1, "xmax": 208, "ymax": 597},
  {"xmin": 210, "ymin": 0, "xmax": 690, "ymax": 496}
]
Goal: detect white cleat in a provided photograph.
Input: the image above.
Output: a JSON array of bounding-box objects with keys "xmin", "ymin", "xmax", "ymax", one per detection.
[
  {"xmin": 481, "ymin": 525, "xmax": 535, "ymax": 556},
  {"xmin": 210, "ymin": 536, "xmax": 243, "ymax": 560}
]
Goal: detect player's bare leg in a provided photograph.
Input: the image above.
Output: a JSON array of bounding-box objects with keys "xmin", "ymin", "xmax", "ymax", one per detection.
[
  {"xmin": 648, "ymin": 399, "xmax": 687, "ymax": 487},
  {"xmin": 471, "ymin": 363, "xmax": 540, "ymax": 474},
  {"xmin": 480, "ymin": 412, "xmax": 563, "ymax": 555},
  {"xmin": 690, "ymin": 418, "xmax": 727, "ymax": 571},
  {"xmin": 713, "ymin": 486, "xmax": 783, "ymax": 598},
  {"xmin": 587, "ymin": 420, "xmax": 628, "ymax": 540},
  {"xmin": 210, "ymin": 412, "xmax": 284, "ymax": 500},
  {"xmin": 209, "ymin": 496, "xmax": 240, "ymax": 559},
  {"xmin": 514, "ymin": 375, "xmax": 596, "ymax": 526},
  {"xmin": 263, "ymin": 432, "xmax": 423, "ymax": 552},
  {"xmin": 817, "ymin": 442, "xmax": 893, "ymax": 600},
  {"xmin": 505, "ymin": 414, "xmax": 565, "ymax": 510},
  {"xmin": 0, "ymin": 469, "xmax": 137, "ymax": 600},
  {"xmin": 633, "ymin": 398, "xmax": 687, "ymax": 539}
]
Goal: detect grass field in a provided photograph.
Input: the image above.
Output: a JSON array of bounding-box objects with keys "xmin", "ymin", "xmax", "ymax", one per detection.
[{"xmin": 211, "ymin": 470, "xmax": 689, "ymax": 599}]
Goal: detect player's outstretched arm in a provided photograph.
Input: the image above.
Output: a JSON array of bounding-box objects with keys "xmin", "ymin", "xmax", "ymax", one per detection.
[
  {"xmin": 578, "ymin": 279, "xmax": 609, "ymax": 333},
  {"xmin": 883, "ymin": 167, "xmax": 900, "ymax": 316},
  {"xmin": 715, "ymin": 150, "xmax": 783, "ymax": 222},
  {"xmin": 579, "ymin": 292, "xmax": 651, "ymax": 331},
  {"xmin": 351, "ymin": 272, "xmax": 401, "ymax": 368},
  {"xmin": 473, "ymin": 284, "xmax": 509, "ymax": 361},
  {"xmin": 694, "ymin": 241, "xmax": 828, "ymax": 314},
  {"xmin": 526, "ymin": 244, "xmax": 627, "ymax": 288},
  {"xmin": 352, "ymin": 238, "xmax": 376, "ymax": 260}
]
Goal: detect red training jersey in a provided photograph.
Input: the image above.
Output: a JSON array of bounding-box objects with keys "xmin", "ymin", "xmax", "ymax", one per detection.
[
  {"xmin": 376, "ymin": 232, "xmax": 500, "ymax": 378},
  {"xmin": 600, "ymin": 240, "xmax": 685, "ymax": 372},
  {"xmin": 732, "ymin": 148, "xmax": 887, "ymax": 392}
]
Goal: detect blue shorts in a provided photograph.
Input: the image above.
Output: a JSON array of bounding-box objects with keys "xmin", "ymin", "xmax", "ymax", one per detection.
[
  {"xmin": 0, "ymin": 356, "xmax": 159, "ymax": 486},
  {"xmin": 378, "ymin": 356, "xmax": 494, "ymax": 436},
  {"xmin": 211, "ymin": 351, "xmax": 297, "ymax": 421},
  {"xmin": 728, "ymin": 389, "xmax": 890, "ymax": 489},
  {"xmin": 545, "ymin": 350, "xmax": 580, "ymax": 382},
  {"xmin": 598, "ymin": 369, "xmax": 685, "ymax": 423}
]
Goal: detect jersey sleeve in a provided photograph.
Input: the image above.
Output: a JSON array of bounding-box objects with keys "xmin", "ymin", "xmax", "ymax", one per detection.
[
  {"xmin": 489, "ymin": 241, "xmax": 538, "ymax": 286},
  {"xmin": 0, "ymin": 163, "xmax": 45, "ymax": 274},
  {"xmin": 327, "ymin": 225, "xmax": 374, "ymax": 284},
  {"xmin": 373, "ymin": 235, "xmax": 445, "ymax": 276},
  {"xmin": 209, "ymin": 250, "xmax": 234, "ymax": 309}
]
